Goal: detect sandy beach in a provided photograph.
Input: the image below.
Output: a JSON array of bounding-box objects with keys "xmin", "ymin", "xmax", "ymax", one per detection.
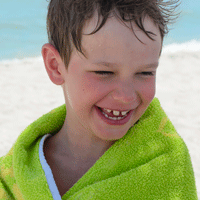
[{"xmin": 0, "ymin": 49, "xmax": 199, "ymax": 197}]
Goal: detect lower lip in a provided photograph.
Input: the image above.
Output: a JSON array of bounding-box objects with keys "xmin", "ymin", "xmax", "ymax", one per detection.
[{"xmin": 95, "ymin": 106, "xmax": 134, "ymax": 126}]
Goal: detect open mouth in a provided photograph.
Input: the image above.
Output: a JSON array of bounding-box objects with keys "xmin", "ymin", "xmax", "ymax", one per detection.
[
  {"xmin": 95, "ymin": 106, "xmax": 133, "ymax": 125},
  {"xmin": 97, "ymin": 107, "xmax": 130, "ymax": 120}
]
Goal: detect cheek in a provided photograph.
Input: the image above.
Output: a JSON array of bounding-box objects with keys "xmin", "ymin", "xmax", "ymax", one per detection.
[
  {"xmin": 81, "ymin": 75, "xmax": 111, "ymax": 99},
  {"xmin": 64, "ymin": 76, "xmax": 106, "ymax": 113},
  {"xmin": 137, "ymin": 79, "xmax": 156, "ymax": 103}
]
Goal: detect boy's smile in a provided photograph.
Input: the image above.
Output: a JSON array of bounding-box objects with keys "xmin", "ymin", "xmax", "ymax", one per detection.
[
  {"xmin": 95, "ymin": 105, "xmax": 135, "ymax": 126},
  {"xmin": 42, "ymin": 11, "xmax": 162, "ymax": 152}
]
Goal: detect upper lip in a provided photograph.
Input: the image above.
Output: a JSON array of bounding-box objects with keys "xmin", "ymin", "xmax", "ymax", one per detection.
[{"xmin": 97, "ymin": 106, "xmax": 134, "ymax": 112}]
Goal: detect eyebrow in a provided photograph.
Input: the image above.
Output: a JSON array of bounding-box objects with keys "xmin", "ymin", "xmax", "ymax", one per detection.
[{"xmin": 94, "ymin": 61, "xmax": 159, "ymax": 69}]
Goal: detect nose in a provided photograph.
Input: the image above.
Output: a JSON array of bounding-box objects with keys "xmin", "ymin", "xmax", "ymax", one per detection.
[{"xmin": 111, "ymin": 79, "xmax": 137, "ymax": 104}]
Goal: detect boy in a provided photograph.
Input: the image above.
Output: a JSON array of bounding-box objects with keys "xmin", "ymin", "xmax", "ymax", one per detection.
[{"xmin": 0, "ymin": 0, "xmax": 198, "ymax": 199}]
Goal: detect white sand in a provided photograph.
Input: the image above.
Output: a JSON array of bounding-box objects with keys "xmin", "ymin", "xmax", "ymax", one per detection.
[{"xmin": 0, "ymin": 46, "xmax": 200, "ymax": 197}]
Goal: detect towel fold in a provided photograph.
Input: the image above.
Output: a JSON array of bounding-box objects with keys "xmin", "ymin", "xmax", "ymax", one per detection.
[{"xmin": 0, "ymin": 98, "xmax": 198, "ymax": 199}]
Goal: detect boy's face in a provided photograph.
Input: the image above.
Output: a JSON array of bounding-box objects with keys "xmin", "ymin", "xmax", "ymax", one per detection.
[{"xmin": 60, "ymin": 13, "xmax": 162, "ymax": 141}]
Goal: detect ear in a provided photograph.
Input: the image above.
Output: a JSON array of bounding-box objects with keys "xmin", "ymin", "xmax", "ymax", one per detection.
[{"xmin": 41, "ymin": 43, "xmax": 65, "ymax": 85}]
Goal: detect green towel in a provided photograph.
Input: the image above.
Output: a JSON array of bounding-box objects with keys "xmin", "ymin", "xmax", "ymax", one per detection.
[{"xmin": 0, "ymin": 98, "xmax": 198, "ymax": 199}]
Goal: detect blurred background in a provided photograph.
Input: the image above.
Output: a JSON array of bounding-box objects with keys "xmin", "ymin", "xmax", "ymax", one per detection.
[{"xmin": 0, "ymin": 0, "xmax": 200, "ymax": 198}]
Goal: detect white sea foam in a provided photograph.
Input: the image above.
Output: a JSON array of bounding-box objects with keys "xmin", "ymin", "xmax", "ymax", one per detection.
[
  {"xmin": 163, "ymin": 40, "xmax": 200, "ymax": 53},
  {"xmin": 0, "ymin": 56, "xmax": 43, "ymax": 65}
]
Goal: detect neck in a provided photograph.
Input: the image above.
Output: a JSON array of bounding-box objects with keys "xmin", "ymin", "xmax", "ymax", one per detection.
[{"xmin": 49, "ymin": 118, "xmax": 115, "ymax": 165}]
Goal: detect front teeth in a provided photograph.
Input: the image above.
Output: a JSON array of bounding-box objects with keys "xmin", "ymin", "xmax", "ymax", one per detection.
[
  {"xmin": 103, "ymin": 112, "xmax": 126, "ymax": 120},
  {"xmin": 113, "ymin": 110, "xmax": 120, "ymax": 116},
  {"xmin": 103, "ymin": 108, "xmax": 129, "ymax": 116}
]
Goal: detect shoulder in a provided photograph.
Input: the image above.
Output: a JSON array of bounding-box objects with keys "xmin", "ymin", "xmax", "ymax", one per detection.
[
  {"xmin": 138, "ymin": 98, "xmax": 197, "ymax": 196},
  {"xmin": 0, "ymin": 105, "xmax": 66, "ymax": 199},
  {"xmin": 128, "ymin": 97, "xmax": 195, "ymax": 176}
]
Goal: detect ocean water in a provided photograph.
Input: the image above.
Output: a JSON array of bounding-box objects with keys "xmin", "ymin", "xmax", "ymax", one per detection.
[{"xmin": 0, "ymin": 0, "xmax": 200, "ymax": 61}]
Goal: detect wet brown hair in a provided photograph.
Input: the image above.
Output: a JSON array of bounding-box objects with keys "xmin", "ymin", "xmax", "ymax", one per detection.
[{"xmin": 47, "ymin": 0, "xmax": 180, "ymax": 68}]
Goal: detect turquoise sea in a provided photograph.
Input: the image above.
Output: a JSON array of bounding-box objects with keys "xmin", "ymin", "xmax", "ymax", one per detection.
[{"xmin": 0, "ymin": 0, "xmax": 200, "ymax": 61}]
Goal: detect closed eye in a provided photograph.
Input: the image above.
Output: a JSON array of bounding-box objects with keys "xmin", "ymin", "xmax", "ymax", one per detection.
[
  {"xmin": 94, "ymin": 71, "xmax": 114, "ymax": 75},
  {"xmin": 94, "ymin": 71, "xmax": 155, "ymax": 76},
  {"xmin": 139, "ymin": 72, "xmax": 155, "ymax": 76}
]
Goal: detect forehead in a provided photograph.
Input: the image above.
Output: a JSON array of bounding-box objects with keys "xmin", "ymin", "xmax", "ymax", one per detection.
[{"xmin": 81, "ymin": 12, "xmax": 162, "ymax": 66}]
